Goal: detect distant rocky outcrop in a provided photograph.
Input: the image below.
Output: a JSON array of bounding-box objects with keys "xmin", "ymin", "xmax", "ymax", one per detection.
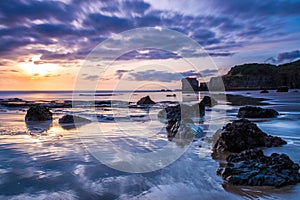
[
  {"xmin": 25, "ymin": 105, "xmax": 53, "ymax": 121},
  {"xmin": 208, "ymin": 59, "xmax": 300, "ymax": 90},
  {"xmin": 213, "ymin": 119, "xmax": 286, "ymax": 153},
  {"xmin": 217, "ymin": 149, "xmax": 300, "ymax": 187},
  {"xmin": 237, "ymin": 106, "xmax": 279, "ymax": 118},
  {"xmin": 137, "ymin": 96, "xmax": 156, "ymax": 105}
]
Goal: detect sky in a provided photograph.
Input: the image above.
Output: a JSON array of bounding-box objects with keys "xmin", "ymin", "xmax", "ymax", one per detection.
[{"xmin": 0, "ymin": 0, "xmax": 300, "ymax": 90}]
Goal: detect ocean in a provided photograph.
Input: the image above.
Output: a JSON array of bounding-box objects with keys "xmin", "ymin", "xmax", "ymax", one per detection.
[{"xmin": 0, "ymin": 90, "xmax": 299, "ymax": 199}]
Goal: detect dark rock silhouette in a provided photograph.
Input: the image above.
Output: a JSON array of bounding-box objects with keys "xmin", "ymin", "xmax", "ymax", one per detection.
[
  {"xmin": 137, "ymin": 96, "xmax": 156, "ymax": 105},
  {"xmin": 237, "ymin": 106, "xmax": 279, "ymax": 118},
  {"xmin": 217, "ymin": 149, "xmax": 300, "ymax": 187},
  {"xmin": 214, "ymin": 119, "xmax": 286, "ymax": 153},
  {"xmin": 277, "ymin": 86, "xmax": 289, "ymax": 92},
  {"xmin": 260, "ymin": 90, "xmax": 269, "ymax": 93},
  {"xmin": 25, "ymin": 105, "xmax": 52, "ymax": 121},
  {"xmin": 200, "ymin": 96, "xmax": 217, "ymax": 107},
  {"xmin": 59, "ymin": 114, "xmax": 91, "ymax": 124}
]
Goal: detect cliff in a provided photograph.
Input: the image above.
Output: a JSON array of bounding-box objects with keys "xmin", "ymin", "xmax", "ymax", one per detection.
[{"xmin": 209, "ymin": 59, "xmax": 300, "ymax": 90}]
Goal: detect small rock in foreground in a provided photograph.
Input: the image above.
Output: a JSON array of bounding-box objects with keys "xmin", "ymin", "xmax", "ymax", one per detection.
[
  {"xmin": 214, "ymin": 118, "xmax": 286, "ymax": 153},
  {"xmin": 237, "ymin": 106, "xmax": 279, "ymax": 118},
  {"xmin": 25, "ymin": 105, "xmax": 52, "ymax": 121},
  {"xmin": 217, "ymin": 149, "xmax": 300, "ymax": 187}
]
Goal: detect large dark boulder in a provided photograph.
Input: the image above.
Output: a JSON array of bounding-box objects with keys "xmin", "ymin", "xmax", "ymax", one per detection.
[
  {"xmin": 217, "ymin": 149, "xmax": 300, "ymax": 187},
  {"xmin": 200, "ymin": 96, "xmax": 217, "ymax": 107},
  {"xmin": 59, "ymin": 114, "xmax": 91, "ymax": 124},
  {"xmin": 25, "ymin": 105, "xmax": 52, "ymax": 121},
  {"xmin": 137, "ymin": 96, "xmax": 156, "ymax": 105},
  {"xmin": 237, "ymin": 106, "xmax": 279, "ymax": 118},
  {"xmin": 214, "ymin": 119, "xmax": 286, "ymax": 153}
]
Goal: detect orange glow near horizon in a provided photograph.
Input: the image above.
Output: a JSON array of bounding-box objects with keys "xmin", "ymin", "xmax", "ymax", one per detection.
[{"xmin": 19, "ymin": 55, "xmax": 58, "ymax": 76}]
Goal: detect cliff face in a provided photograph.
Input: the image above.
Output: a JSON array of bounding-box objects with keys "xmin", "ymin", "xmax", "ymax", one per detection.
[{"xmin": 209, "ymin": 59, "xmax": 300, "ymax": 90}]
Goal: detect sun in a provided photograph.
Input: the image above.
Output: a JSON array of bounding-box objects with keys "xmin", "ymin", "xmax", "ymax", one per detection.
[{"xmin": 19, "ymin": 55, "xmax": 58, "ymax": 76}]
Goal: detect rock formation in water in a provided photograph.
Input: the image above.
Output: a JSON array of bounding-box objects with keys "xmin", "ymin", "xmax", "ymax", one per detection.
[
  {"xmin": 158, "ymin": 102, "xmax": 205, "ymax": 122},
  {"xmin": 137, "ymin": 96, "xmax": 156, "ymax": 105},
  {"xmin": 217, "ymin": 149, "xmax": 300, "ymax": 187},
  {"xmin": 25, "ymin": 105, "xmax": 52, "ymax": 121},
  {"xmin": 59, "ymin": 114, "xmax": 91, "ymax": 124},
  {"xmin": 237, "ymin": 106, "xmax": 279, "ymax": 118},
  {"xmin": 213, "ymin": 119, "xmax": 286, "ymax": 153},
  {"xmin": 200, "ymin": 96, "xmax": 217, "ymax": 107}
]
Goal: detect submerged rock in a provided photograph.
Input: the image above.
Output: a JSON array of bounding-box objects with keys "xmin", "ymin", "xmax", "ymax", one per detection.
[
  {"xmin": 200, "ymin": 96, "xmax": 218, "ymax": 107},
  {"xmin": 166, "ymin": 118, "xmax": 203, "ymax": 140},
  {"xmin": 214, "ymin": 119, "xmax": 286, "ymax": 153},
  {"xmin": 59, "ymin": 114, "xmax": 91, "ymax": 124},
  {"xmin": 237, "ymin": 106, "xmax": 279, "ymax": 118},
  {"xmin": 137, "ymin": 96, "xmax": 156, "ymax": 105},
  {"xmin": 25, "ymin": 105, "xmax": 52, "ymax": 121},
  {"xmin": 217, "ymin": 149, "xmax": 300, "ymax": 187}
]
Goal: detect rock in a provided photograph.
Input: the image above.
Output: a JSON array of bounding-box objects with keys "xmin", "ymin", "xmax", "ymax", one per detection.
[
  {"xmin": 97, "ymin": 114, "xmax": 114, "ymax": 122},
  {"xmin": 260, "ymin": 90, "xmax": 269, "ymax": 93},
  {"xmin": 158, "ymin": 102, "xmax": 205, "ymax": 122},
  {"xmin": 25, "ymin": 105, "xmax": 52, "ymax": 121},
  {"xmin": 166, "ymin": 94, "xmax": 176, "ymax": 97},
  {"xmin": 59, "ymin": 114, "xmax": 91, "ymax": 124},
  {"xmin": 277, "ymin": 86, "xmax": 289, "ymax": 92},
  {"xmin": 166, "ymin": 118, "xmax": 203, "ymax": 139},
  {"xmin": 213, "ymin": 119, "xmax": 286, "ymax": 153},
  {"xmin": 200, "ymin": 96, "xmax": 217, "ymax": 107},
  {"xmin": 217, "ymin": 149, "xmax": 300, "ymax": 187},
  {"xmin": 137, "ymin": 96, "xmax": 156, "ymax": 105},
  {"xmin": 237, "ymin": 106, "xmax": 279, "ymax": 118}
]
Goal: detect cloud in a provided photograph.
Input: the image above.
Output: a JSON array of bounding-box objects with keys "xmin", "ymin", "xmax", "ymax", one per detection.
[
  {"xmin": 0, "ymin": 0, "xmax": 76, "ymax": 25},
  {"xmin": 265, "ymin": 50, "xmax": 300, "ymax": 63},
  {"xmin": 278, "ymin": 50, "xmax": 300, "ymax": 62},
  {"xmin": 124, "ymin": 69, "xmax": 213, "ymax": 82},
  {"xmin": 0, "ymin": 0, "xmax": 300, "ymax": 73},
  {"xmin": 84, "ymin": 75, "xmax": 99, "ymax": 81},
  {"xmin": 114, "ymin": 69, "xmax": 133, "ymax": 79}
]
